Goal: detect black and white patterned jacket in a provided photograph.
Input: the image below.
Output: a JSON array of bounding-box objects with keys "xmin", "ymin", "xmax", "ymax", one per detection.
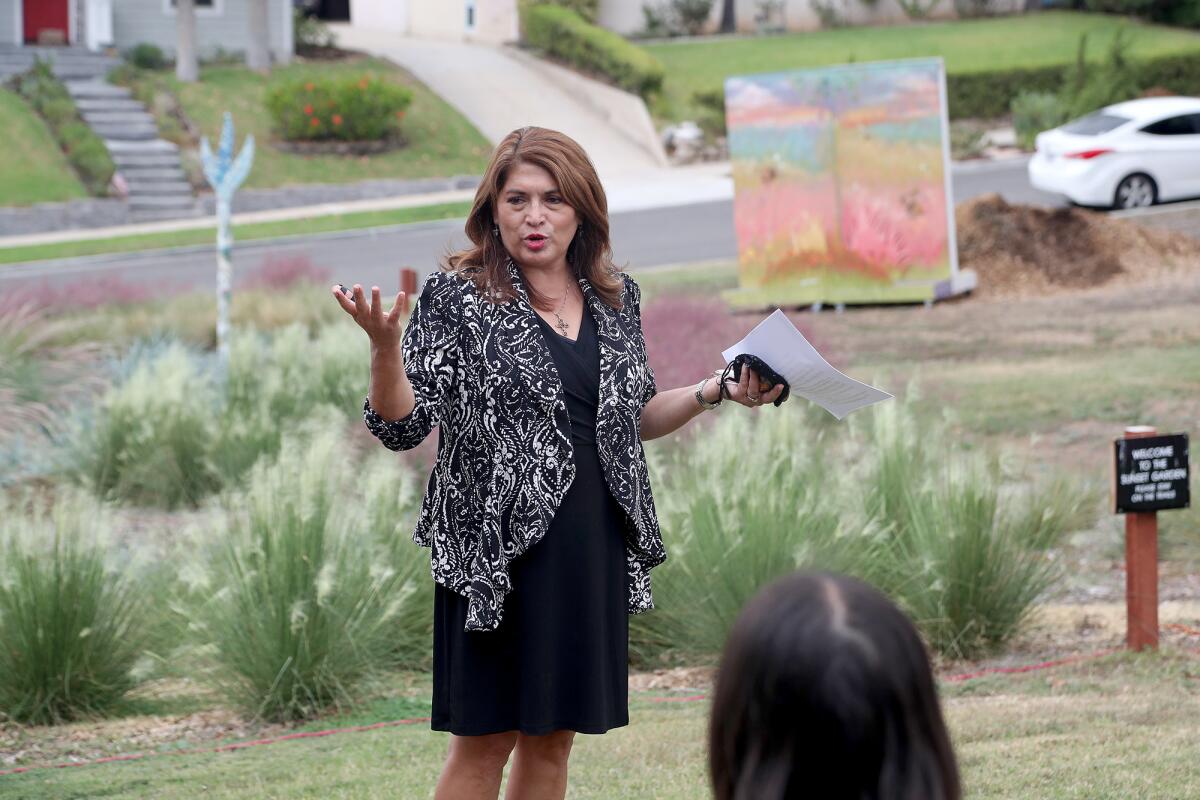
[{"xmin": 363, "ymin": 259, "xmax": 665, "ymax": 632}]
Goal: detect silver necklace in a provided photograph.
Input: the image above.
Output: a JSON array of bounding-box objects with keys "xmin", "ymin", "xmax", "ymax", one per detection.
[{"xmin": 551, "ymin": 282, "xmax": 571, "ymax": 338}]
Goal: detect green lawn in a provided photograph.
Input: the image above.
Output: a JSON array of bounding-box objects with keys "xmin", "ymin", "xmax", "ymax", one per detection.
[
  {"xmin": 2, "ymin": 653, "xmax": 1197, "ymax": 798},
  {"xmin": 160, "ymin": 57, "xmax": 492, "ymax": 189},
  {"xmin": 0, "ymin": 88, "xmax": 87, "ymax": 206},
  {"xmin": 0, "ymin": 201, "xmax": 472, "ymax": 265},
  {"xmin": 644, "ymin": 12, "xmax": 1200, "ymax": 121}
]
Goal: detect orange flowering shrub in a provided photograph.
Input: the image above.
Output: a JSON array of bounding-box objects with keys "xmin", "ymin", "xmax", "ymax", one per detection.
[{"xmin": 265, "ymin": 74, "xmax": 413, "ymax": 142}]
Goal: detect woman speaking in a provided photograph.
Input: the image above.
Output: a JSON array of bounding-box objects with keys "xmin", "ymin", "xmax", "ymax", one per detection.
[{"xmin": 334, "ymin": 126, "xmax": 783, "ymax": 800}]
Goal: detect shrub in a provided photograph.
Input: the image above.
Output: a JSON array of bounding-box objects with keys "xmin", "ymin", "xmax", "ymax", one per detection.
[
  {"xmin": 13, "ymin": 60, "xmax": 115, "ymax": 195},
  {"xmin": 520, "ymin": 0, "xmax": 600, "ymax": 23},
  {"xmin": 809, "ymin": 0, "xmax": 847, "ymax": 28},
  {"xmin": 1011, "ymin": 90, "xmax": 1068, "ymax": 150},
  {"xmin": 1083, "ymin": 0, "xmax": 1154, "ymax": 12},
  {"xmin": 293, "ymin": 10, "xmax": 337, "ymax": 51},
  {"xmin": 947, "ymin": 50, "xmax": 1200, "ymax": 120},
  {"xmin": 640, "ymin": 0, "xmax": 715, "ymax": 34},
  {"xmin": 691, "ymin": 87, "xmax": 727, "ymax": 138},
  {"xmin": 896, "ymin": 0, "xmax": 939, "ymax": 18},
  {"xmin": 954, "ymin": 0, "xmax": 998, "ymax": 16},
  {"xmin": 38, "ymin": 96, "xmax": 76, "ymax": 129},
  {"xmin": 667, "ymin": 0, "xmax": 714, "ymax": 34},
  {"xmin": 523, "ymin": 5, "xmax": 665, "ymax": 98},
  {"xmin": 0, "ymin": 491, "xmax": 148, "ymax": 724},
  {"xmin": 1011, "ymin": 28, "xmax": 1147, "ymax": 147},
  {"xmin": 1155, "ymin": 0, "xmax": 1200, "ymax": 27},
  {"xmin": 191, "ymin": 428, "xmax": 415, "ymax": 721},
  {"xmin": 1063, "ymin": 27, "xmax": 1142, "ymax": 119},
  {"xmin": 126, "ymin": 42, "xmax": 167, "ymax": 70},
  {"xmin": 265, "ymin": 75, "xmax": 413, "ymax": 142},
  {"xmin": 949, "ymin": 120, "xmax": 987, "ymax": 159},
  {"xmin": 59, "ymin": 122, "xmax": 117, "ymax": 194}
]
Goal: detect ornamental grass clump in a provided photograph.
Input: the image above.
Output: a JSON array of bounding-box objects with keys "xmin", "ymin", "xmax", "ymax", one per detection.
[
  {"xmin": 0, "ymin": 491, "xmax": 148, "ymax": 725},
  {"xmin": 265, "ymin": 74, "xmax": 413, "ymax": 142},
  {"xmin": 635, "ymin": 394, "xmax": 1085, "ymax": 664},
  {"xmin": 859, "ymin": 398, "xmax": 1088, "ymax": 659},
  {"xmin": 193, "ymin": 427, "xmax": 419, "ymax": 721},
  {"xmin": 0, "ymin": 302, "xmax": 106, "ymax": 484},
  {"xmin": 213, "ymin": 322, "xmax": 366, "ymax": 481},
  {"xmin": 357, "ymin": 448, "xmax": 432, "ymax": 668},
  {"xmin": 630, "ymin": 404, "xmax": 870, "ymax": 664},
  {"xmin": 72, "ymin": 320, "xmax": 368, "ymax": 507},
  {"xmin": 75, "ymin": 342, "xmax": 221, "ymax": 509}
]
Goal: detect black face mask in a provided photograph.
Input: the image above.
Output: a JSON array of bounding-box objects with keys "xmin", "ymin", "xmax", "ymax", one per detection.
[{"xmin": 720, "ymin": 353, "xmax": 790, "ymax": 407}]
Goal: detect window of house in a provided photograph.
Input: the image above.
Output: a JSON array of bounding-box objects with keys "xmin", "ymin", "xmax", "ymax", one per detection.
[{"xmin": 163, "ymin": 0, "xmax": 224, "ymax": 16}]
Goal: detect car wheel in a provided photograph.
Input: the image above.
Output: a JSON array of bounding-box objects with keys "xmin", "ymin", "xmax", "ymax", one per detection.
[{"xmin": 1113, "ymin": 174, "xmax": 1157, "ymax": 210}]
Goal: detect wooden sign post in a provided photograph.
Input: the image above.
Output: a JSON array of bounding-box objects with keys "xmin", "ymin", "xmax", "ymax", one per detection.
[{"xmin": 1113, "ymin": 427, "xmax": 1191, "ymax": 651}]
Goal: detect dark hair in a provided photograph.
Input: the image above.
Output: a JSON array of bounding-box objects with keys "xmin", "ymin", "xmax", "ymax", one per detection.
[
  {"xmin": 443, "ymin": 126, "xmax": 623, "ymax": 311},
  {"xmin": 708, "ymin": 571, "xmax": 961, "ymax": 800}
]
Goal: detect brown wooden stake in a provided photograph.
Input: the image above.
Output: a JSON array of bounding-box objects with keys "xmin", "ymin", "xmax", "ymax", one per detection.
[
  {"xmin": 399, "ymin": 267, "xmax": 418, "ymax": 314},
  {"xmin": 1123, "ymin": 425, "xmax": 1159, "ymax": 652}
]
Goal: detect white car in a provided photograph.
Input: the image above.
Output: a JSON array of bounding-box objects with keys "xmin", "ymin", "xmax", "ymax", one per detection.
[{"xmin": 1028, "ymin": 96, "xmax": 1200, "ymax": 210}]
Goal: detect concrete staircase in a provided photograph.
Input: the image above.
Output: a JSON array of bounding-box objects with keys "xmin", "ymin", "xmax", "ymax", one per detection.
[
  {"xmin": 65, "ymin": 79, "xmax": 198, "ymax": 220},
  {"xmin": 1, "ymin": 45, "xmax": 197, "ymax": 221}
]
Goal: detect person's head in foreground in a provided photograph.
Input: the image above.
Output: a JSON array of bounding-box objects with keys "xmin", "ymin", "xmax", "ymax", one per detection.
[{"xmin": 708, "ymin": 571, "xmax": 961, "ymax": 800}]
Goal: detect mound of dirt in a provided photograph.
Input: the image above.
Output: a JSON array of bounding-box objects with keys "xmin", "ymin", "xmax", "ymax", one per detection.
[{"xmin": 955, "ymin": 194, "xmax": 1200, "ymax": 299}]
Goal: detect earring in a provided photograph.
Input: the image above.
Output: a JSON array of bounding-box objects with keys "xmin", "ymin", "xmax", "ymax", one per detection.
[{"xmin": 492, "ymin": 225, "xmax": 499, "ymax": 237}]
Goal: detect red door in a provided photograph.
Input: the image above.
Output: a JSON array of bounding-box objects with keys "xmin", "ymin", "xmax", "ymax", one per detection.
[{"xmin": 24, "ymin": 0, "xmax": 71, "ymax": 45}]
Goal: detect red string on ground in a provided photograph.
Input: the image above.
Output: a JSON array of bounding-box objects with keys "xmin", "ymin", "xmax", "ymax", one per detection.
[
  {"xmin": 940, "ymin": 649, "xmax": 1118, "ymax": 683},
  {"xmin": 8, "ymin": 640, "xmax": 1195, "ymax": 779},
  {"xmin": 1163, "ymin": 622, "xmax": 1200, "ymax": 638}
]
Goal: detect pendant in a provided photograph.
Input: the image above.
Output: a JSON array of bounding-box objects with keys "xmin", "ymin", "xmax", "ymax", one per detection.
[{"xmin": 554, "ymin": 314, "xmax": 569, "ymax": 337}]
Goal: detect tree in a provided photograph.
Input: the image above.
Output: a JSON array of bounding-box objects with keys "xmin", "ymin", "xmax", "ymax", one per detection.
[
  {"xmin": 176, "ymin": 0, "xmax": 198, "ymax": 83},
  {"xmin": 719, "ymin": 0, "xmax": 736, "ymax": 32},
  {"xmin": 246, "ymin": 0, "xmax": 271, "ymax": 74}
]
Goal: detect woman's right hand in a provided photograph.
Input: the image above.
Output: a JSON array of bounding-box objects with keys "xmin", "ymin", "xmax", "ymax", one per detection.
[{"xmin": 332, "ymin": 283, "xmax": 407, "ymax": 351}]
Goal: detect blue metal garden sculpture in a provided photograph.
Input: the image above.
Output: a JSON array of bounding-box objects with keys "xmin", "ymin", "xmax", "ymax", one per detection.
[{"xmin": 201, "ymin": 112, "xmax": 255, "ymax": 368}]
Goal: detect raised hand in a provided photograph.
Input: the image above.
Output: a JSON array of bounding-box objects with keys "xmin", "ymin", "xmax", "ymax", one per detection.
[{"xmin": 332, "ymin": 283, "xmax": 407, "ymax": 351}]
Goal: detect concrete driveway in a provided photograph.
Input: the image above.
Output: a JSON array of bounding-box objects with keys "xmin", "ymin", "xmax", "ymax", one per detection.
[{"xmin": 331, "ymin": 25, "xmax": 664, "ymax": 185}]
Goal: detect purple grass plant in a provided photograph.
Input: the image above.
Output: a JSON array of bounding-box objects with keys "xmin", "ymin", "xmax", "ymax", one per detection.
[
  {"xmin": 240, "ymin": 254, "xmax": 332, "ymax": 291},
  {"xmin": 640, "ymin": 294, "xmax": 832, "ymax": 394}
]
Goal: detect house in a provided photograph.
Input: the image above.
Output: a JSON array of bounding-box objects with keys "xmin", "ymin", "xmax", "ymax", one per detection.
[
  {"xmin": 318, "ymin": 0, "xmax": 520, "ymax": 44},
  {"xmin": 1, "ymin": 0, "xmax": 293, "ymax": 62},
  {"xmin": 328, "ymin": 0, "xmax": 1024, "ymax": 43}
]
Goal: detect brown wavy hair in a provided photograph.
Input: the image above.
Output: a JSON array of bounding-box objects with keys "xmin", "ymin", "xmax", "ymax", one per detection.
[{"xmin": 442, "ymin": 126, "xmax": 624, "ymax": 311}]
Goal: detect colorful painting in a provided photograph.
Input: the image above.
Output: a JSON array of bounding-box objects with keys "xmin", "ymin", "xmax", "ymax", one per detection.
[{"xmin": 723, "ymin": 59, "xmax": 964, "ymax": 307}]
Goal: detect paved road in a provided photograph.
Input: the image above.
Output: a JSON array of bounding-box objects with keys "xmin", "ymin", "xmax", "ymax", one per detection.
[{"xmin": 1, "ymin": 158, "xmax": 1064, "ymax": 295}]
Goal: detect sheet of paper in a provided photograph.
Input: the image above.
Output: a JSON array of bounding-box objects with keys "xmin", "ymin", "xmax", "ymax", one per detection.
[{"xmin": 721, "ymin": 310, "xmax": 892, "ymax": 420}]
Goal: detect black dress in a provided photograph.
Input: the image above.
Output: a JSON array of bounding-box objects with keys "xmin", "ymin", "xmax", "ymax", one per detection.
[{"xmin": 431, "ymin": 305, "xmax": 630, "ymax": 736}]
